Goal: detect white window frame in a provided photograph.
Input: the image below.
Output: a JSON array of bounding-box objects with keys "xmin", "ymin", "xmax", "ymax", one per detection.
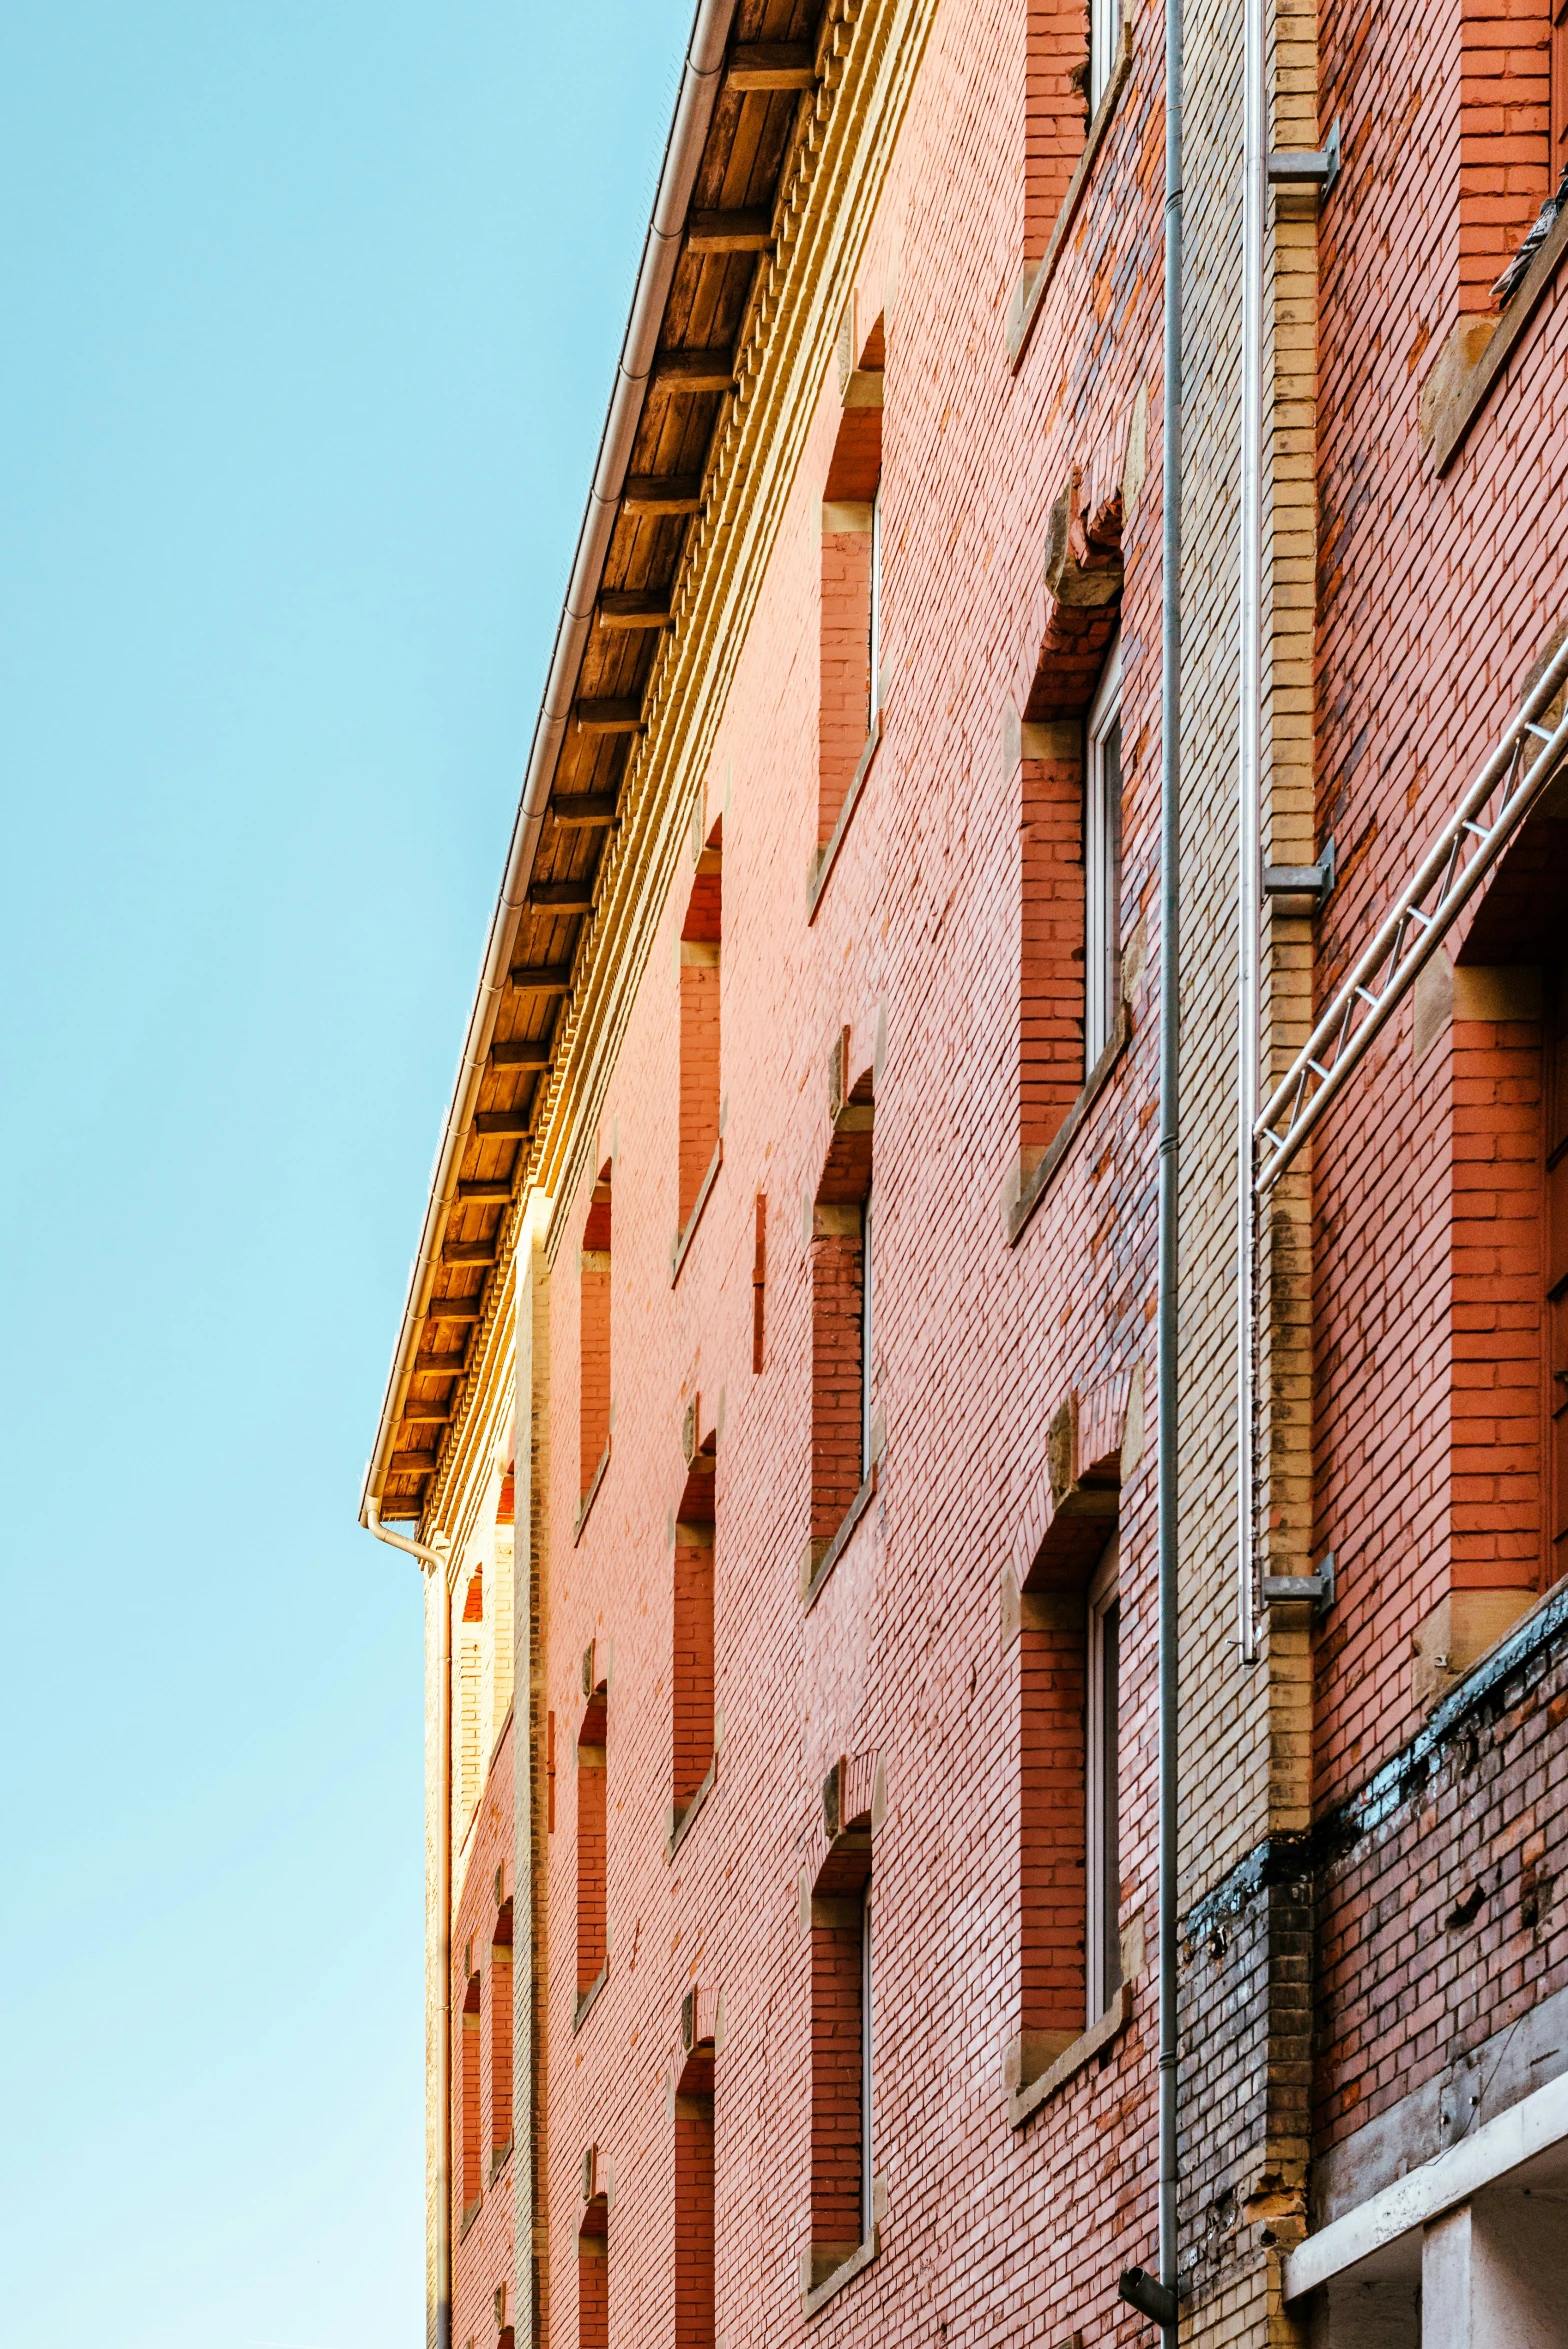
[
  {"xmin": 861, "ymin": 1183, "xmax": 875, "ymax": 1479},
  {"xmin": 1090, "ymin": 0, "xmax": 1122, "ymax": 114},
  {"xmin": 1086, "ymin": 1534, "xmax": 1122, "ymax": 2024},
  {"xmin": 1084, "ymin": 633, "xmax": 1123, "ymax": 1071},
  {"xmin": 868, "ymin": 477, "xmax": 884, "ymax": 729}
]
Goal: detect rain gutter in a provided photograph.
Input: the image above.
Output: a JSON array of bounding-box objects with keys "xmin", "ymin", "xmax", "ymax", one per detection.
[{"xmin": 359, "ymin": 0, "xmax": 741, "ymax": 1530}]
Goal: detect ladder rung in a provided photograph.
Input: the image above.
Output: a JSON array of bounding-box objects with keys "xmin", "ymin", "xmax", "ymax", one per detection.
[
  {"xmin": 1462, "ymin": 820, "xmax": 1491, "ymax": 842},
  {"xmin": 1355, "ymin": 985, "xmax": 1381, "ymax": 1008},
  {"xmin": 1307, "ymin": 1059, "xmax": 1332, "ymax": 1081},
  {"xmin": 1526, "ymin": 722, "xmax": 1554, "ymax": 743}
]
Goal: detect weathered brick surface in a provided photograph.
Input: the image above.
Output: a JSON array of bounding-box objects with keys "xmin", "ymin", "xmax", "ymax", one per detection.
[{"xmin": 421, "ymin": 0, "xmax": 1568, "ymax": 2342}]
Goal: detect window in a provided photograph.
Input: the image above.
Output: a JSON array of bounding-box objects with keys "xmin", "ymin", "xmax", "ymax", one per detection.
[
  {"xmin": 1086, "ymin": 1539, "xmax": 1123, "ymax": 2023},
  {"xmin": 1011, "ymin": 473, "xmax": 1123, "ymax": 1230},
  {"xmin": 752, "ymin": 1192, "xmax": 768, "ymax": 1373},
  {"xmin": 1013, "ymin": 1399, "xmax": 1129, "ymax": 2105},
  {"xmin": 807, "ymin": 1836, "xmax": 873, "ymax": 2287},
  {"xmin": 1084, "ymin": 634, "xmax": 1123, "ymax": 1070},
  {"xmin": 576, "ymin": 1679, "xmax": 608, "ymax": 2015},
  {"xmin": 860, "ymin": 1185, "xmax": 876, "ymax": 1480},
  {"xmin": 458, "ymin": 1567, "xmax": 484, "ymax": 1827},
  {"xmin": 1089, "ymin": 0, "xmax": 1121, "ymax": 113},
  {"xmin": 674, "ymin": 2037, "xmax": 715, "ymax": 2349},
  {"xmin": 578, "ymin": 2185, "xmax": 608, "ymax": 2349},
  {"xmin": 491, "ymin": 1898, "xmax": 514, "ymax": 2163},
  {"xmin": 860, "ymin": 1879, "xmax": 874, "ymax": 2241},
  {"xmin": 1547, "ymin": 960, "xmax": 1568, "ymax": 1572},
  {"xmin": 460, "ymin": 1971, "xmax": 482, "ymax": 2225},
  {"xmin": 816, "ymin": 306, "xmax": 884, "ymax": 868},
  {"xmin": 671, "ymin": 1436, "xmax": 716, "ymax": 1844},
  {"xmin": 808, "ymin": 1067, "xmax": 876, "ymax": 1586},
  {"xmin": 1023, "ymin": 2, "xmax": 1092, "ymax": 276},
  {"xmin": 579, "ymin": 1169, "xmax": 612, "ymax": 1509},
  {"xmin": 1461, "ymin": 0, "xmax": 1556, "ymax": 312},
  {"xmin": 677, "ymin": 831, "xmax": 722, "ymax": 1247},
  {"xmin": 867, "ymin": 480, "xmax": 884, "ymax": 730}
]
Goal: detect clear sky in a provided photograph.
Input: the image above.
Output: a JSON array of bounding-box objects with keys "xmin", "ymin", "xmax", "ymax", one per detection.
[{"xmin": 0, "ymin": 4, "xmax": 690, "ymax": 2341}]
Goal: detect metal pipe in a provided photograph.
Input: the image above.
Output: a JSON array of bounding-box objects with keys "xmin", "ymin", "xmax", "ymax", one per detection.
[
  {"xmin": 1156, "ymin": 0, "xmax": 1187, "ymax": 2318},
  {"xmin": 1236, "ymin": 0, "xmax": 1266, "ymax": 1666},
  {"xmin": 368, "ymin": 1503, "xmax": 453, "ymax": 2349},
  {"xmin": 358, "ymin": 0, "xmax": 741, "ymax": 1530}
]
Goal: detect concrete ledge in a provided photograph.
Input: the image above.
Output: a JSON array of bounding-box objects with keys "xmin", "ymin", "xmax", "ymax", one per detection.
[
  {"xmin": 801, "ymin": 2227, "xmax": 879, "ymax": 2317},
  {"xmin": 1429, "ymin": 199, "xmax": 1568, "ymax": 475},
  {"xmin": 1007, "ymin": 21, "xmax": 1134, "ymax": 371},
  {"xmin": 1283, "ymin": 2069, "xmax": 1568, "ymax": 2301},
  {"xmin": 573, "ymin": 1962, "xmax": 609, "ymax": 2035},
  {"xmin": 808, "ymin": 709, "xmax": 883, "ymax": 923},
  {"xmin": 1007, "ymin": 1004, "xmax": 1129, "ymax": 1246},
  {"xmin": 802, "ymin": 1462, "xmax": 878, "ymax": 1612},
  {"xmin": 574, "ymin": 1442, "xmax": 611, "ymax": 1544},
  {"xmin": 1007, "ymin": 1982, "xmax": 1131, "ymax": 2127},
  {"xmin": 666, "ymin": 1755, "xmax": 716, "ymax": 1861},
  {"xmin": 459, "ymin": 2193, "xmax": 483, "ymax": 2242},
  {"xmin": 670, "ymin": 1139, "xmax": 723, "ymax": 1285}
]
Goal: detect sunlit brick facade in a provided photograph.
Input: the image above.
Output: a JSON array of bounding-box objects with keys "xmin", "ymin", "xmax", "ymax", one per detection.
[{"xmin": 366, "ymin": 1, "xmax": 1568, "ymax": 2345}]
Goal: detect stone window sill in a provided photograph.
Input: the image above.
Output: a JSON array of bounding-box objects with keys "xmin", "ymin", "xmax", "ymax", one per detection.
[
  {"xmin": 808, "ymin": 704, "xmax": 883, "ymax": 924},
  {"xmin": 1006, "ymin": 1002, "xmax": 1130, "ymax": 1246},
  {"xmin": 1008, "ymin": 21, "xmax": 1135, "ymax": 370},
  {"xmin": 489, "ymin": 2138, "xmax": 513, "ymax": 2185},
  {"xmin": 667, "ymin": 1754, "xmax": 717, "ymax": 1861},
  {"xmin": 670, "ymin": 1139, "xmax": 723, "ymax": 1285},
  {"xmin": 573, "ymin": 1962, "xmax": 608, "ymax": 2035},
  {"xmin": 801, "ymin": 1458, "xmax": 880, "ymax": 1613},
  {"xmin": 1429, "ymin": 197, "xmax": 1568, "ymax": 475},
  {"xmin": 1007, "ymin": 1981, "xmax": 1131, "ymax": 2127},
  {"xmin": 459, "ymin": 2193, "xmax": 483, "ymax": 2243},
  {"xmin": 574, "ymin": 1441, "xmax": 610, "ymax": 1545},
  {"xmin": 801, "ymin": 2227, "xmax": 879, "ymax": 2317}
]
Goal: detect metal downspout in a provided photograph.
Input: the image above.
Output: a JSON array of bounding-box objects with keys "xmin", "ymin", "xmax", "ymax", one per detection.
[
  {"xmin": 1238, "ymin": 0, "xmax": 1266, "ymax": 1670},
  {"xmin": 368, "ymin": 1504, "xmax": 453, "ymax": 2349},
  {"xmin": 1157, "ymin": 0, "xmax": 1186, "ymax": 2320}
]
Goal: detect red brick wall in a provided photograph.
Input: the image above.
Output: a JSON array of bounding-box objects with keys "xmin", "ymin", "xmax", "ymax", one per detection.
[
  {"xmin": 1308, "ymin": 0, "xmax": 1568, "ymax": 2191},
  {"xmin": 535, "ymin": 0, "xmax": 1169, "ymax": 2324}
]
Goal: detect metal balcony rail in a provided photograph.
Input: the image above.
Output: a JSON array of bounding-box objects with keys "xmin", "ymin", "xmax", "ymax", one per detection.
[{"xmin": 1254, "ymin": 631, "xmax": 1568, "ymax": 1196}]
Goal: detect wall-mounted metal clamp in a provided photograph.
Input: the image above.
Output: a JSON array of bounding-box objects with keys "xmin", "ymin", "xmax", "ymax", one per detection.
[
  {"xmin": 1267, "ymin": 117, "xmax": 1341, "ymax": 196},
  {"xmin": 1263, "ymin": 835, "xmax": 1335, "ymax": 910},
  {"xmin": 1262, "ymin": 1552, "xmax": 1336, "ymax": 1615}
]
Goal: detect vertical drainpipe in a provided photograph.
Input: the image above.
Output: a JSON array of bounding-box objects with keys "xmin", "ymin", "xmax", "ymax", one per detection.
[
  {"xmin": 368, "ymin": 1505, "xmax": 453, "ymax": 2349},
  {"xmin": 1237, "ymin": 0, "xmax": 1266, "ymax": 1670},
  {"xmin": 1156, "ymin": 0, "xmax": 1187, "ymax": 2320}
]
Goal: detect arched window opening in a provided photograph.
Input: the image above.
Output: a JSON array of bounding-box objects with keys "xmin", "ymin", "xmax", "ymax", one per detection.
[
  {"xmin": 490, "ymin": 1896, "xmax": 514, "ymax": 2168},
  {"xmin": 579, "ymin": 1168, "xmax": 612, "ymax": 1516},
  {"xmin": 674, "ymin": 2034, "xmax": 715, "ymax": 2349},
  {"xmin": 670, "ymin": 1429, "xmax": 716, "ymax": 1850},
  {"xmin": 459, "ymin": 1970, "xmax": 482, "ymax": 2229},
  {"xmin": 676, "ymin": 827, "xmax": 722, "ymax": 1257},
  {"xmin": 575, "ymin": 1677, "xmax": 608, "ymax": 2020}
]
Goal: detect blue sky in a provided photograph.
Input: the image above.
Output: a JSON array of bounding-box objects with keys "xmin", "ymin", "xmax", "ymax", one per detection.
[{"xmin": 0, "ymin": 4, "xmax": 690, "ymax": 2340}]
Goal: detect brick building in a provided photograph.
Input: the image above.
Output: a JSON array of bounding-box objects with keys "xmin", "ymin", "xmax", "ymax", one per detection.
[{"xmin": 361, "ymin": 2, "xmax": 1568, "ymax": 2346}]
